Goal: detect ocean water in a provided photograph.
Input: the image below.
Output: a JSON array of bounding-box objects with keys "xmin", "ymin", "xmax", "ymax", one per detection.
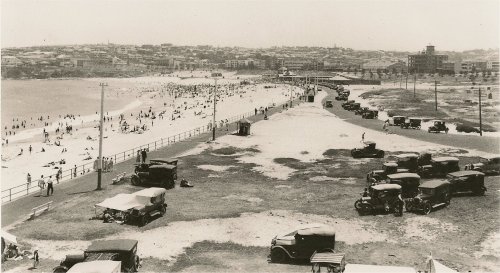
[{"xmin": 1, "ymin": 78, "xmax": 139, "ymax": 129}]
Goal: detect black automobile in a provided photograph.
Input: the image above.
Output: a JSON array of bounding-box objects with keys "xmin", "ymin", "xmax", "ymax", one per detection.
[
  {"xmin": 355, "ymin": 107, "xmax": 369, "ymax": 115},
  {"xmin": 428, "ymin": 120, "xmax": 449, "ymax": 133},
  {"xmin": 341, "ymin": 100, "xmax": 355, "ymax": 109},
  {"xmin": 53, "ymin": 239, "xmax": 141, "ymax": 273},
  {"xmin": 354, "ymin": 184, "xmax": 403, "ymax": 216},
  {"xmin": 447, "ymin": 170, "xmax": 487, "ymax": 196},
  {"xmin": 269, "ymin": 225, "xmax": 336, "ymax": 263},
  {"xmin": 351, "ymin": 142, "xmax": 385, "ymax": 158},
  {"xmin": 400, "ymin": 118, "xmax": 422, "ymax": 129},
  {"xmin": 366, "ymin": 162, "xmax": 408, "ymax": 184},
  {"xmin": 418, "ymin": 157, "xmax": 460, "ymax": 178},
  {"xmin": 405, "ymin": 180, "xmax": 451, "ymax": 214},
  {"xmin": 390, "ymin": 116, "xmax": 407, "ymax": 126},
  {"xmin": 385, "ymin": 172, "xmax": 421, "ymax": 198},
  {"xmin": 345, "ymin": 103, "xmax": 361, "ymax": 111},
  {"xmin": 362, "ymin": 110, "xmax": 378, "ymax": 119},
  {"xmin": 132, "ymin": 158, "xmax": 177, "ymax": 189},
  {"xmin": 394, "ymin": 153, "xmax": 419, "ymax": 173}
]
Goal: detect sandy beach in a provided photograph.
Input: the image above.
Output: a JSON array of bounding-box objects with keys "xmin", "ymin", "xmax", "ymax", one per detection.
[{"xmin": 1, "ymin": 71, "xmax": 301, "ymax": 192}]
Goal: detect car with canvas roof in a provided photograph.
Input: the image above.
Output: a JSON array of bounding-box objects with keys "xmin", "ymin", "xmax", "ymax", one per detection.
[
  {"xmin": 385, "ymin": 173, "xmax": 421, "ymax": 198},
  {"xmin": 366, "ymin": 162, "xmax": 408, "ymax": 184},
  {"xmin": 351, "ymin": 142, "xmax": 385, "ymax": 158},
  {"xmin": 95, "ymin": 187, "xmax": 167, "ymax": 226}
]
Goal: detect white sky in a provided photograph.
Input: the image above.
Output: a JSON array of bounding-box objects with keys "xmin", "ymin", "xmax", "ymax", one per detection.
[{"xmin": 1, "ymin": 0, "xmax": 499, "ymax": 51}]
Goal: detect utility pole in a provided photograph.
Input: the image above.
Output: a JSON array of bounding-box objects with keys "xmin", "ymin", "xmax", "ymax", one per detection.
[
  {"xmin": 97, "ymin": 82, "xmax": 107, "ymax": 190},
  {"xmin": 434, "ymin": 80, "xmax": 438, "ymax": 111},
  {"xmin": 413, "ymin": 73, "xmax": 416, "ymax": 98},
  {"xmin": 212, "ymin": 78, "xmax": 217, "ymax": 141},
  {"xmin": 479, "ymin": 86, "xmax": 483, "ymax": 136},
  {"xmin": 405, "ymin": 72, "xmax": 408, "ymax": 90}
]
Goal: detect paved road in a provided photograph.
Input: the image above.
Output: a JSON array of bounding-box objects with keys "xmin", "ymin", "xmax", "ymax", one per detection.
[
  {"xmin": 321, "ymin": 86, "xmax": 500, "ymax": 153},
  {"xmin": 1, "ymin": 101, "xmax": 301, "ymax": 227}
]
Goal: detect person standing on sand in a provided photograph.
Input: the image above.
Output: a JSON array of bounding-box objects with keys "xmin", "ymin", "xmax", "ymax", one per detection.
[
  {"xmin": 29, "ymin": 145, "xmax": 32, "ymax": 154},
  {"xmin": 362, "ymin": 132, "xmax": 365, "ymax": 143},
  {"xmin": 56, "ymin": 169, "xmax": 62, "ymax": 184}
]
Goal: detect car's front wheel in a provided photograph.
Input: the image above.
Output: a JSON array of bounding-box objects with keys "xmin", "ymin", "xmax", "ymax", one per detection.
[
  {"xmin": 270, "ymin": 248, "xmax": 287, "ymax": 263},
  {"xmin": 422, "ymin": 202, "xmax": 432, "ymax": 215},
  {"xmin": 131, "ymin": 176, "xmax": 140, "ymax": 186},
  {"xmin": 354, "ymin": 200, "xmax": 363, "ymax": 210},
  {"xmin": 139, "ymin": 215, "xmax": 150, "ymax": 227}
]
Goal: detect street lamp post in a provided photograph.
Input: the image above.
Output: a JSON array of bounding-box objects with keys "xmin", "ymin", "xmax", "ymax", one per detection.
[{"xmin": 97, "ymin": 82, "xmax": 107, "ymax": 190}]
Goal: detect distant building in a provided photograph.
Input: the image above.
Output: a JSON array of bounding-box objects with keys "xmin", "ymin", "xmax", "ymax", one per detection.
[
  {"xmin": 283, "ymin": 58, "xmax": 310, "ymax": 70},
  {"xmin": 487, "ymin": 61, "xmax": 499, "ymax": 71},
  {"xmin": 408, "ymin": 45, "xmax": 448, "ymax": 73},
  {"xmin": 362, "ymin": 60, "xmax": 407, "ymax": 73}
]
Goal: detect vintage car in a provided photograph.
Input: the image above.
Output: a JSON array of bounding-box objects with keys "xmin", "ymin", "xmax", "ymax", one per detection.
[
  {"xmin": 95, "ymin": 187, "xmax": 167, "ymax": 226},
  {"xmin": 325, "ymin": 100, "xmax": 334, "ymax": 108},
  {"xmin": 395, "ymin": 153, "xmax": 420, "ymax": 173},
  {"xmin": 366, "ymin": 162, "xmax": 408, "ymax": 184},
  {"xmin": 53, "ymin": 239, "xmax": 140, "ymax": 273},
  {"xmin": 405, "ymin": 180, "xmax": 451, "ymax": 214},
  {"xmin": 447, "ymin": 170, "xmax": 487, "ymax": 195},
  {"xmin": 345, "ymin": 102, "xmax": 361, "ymax": 111},
  {"xmin": 362, "ymin": 110, "xmax": 378, "ymax": 119},
  {"xmin": 389, "ymin": 116, "xmax": 407, "ymax": 126},
  {"xmin": 400, "ymin": 118, "xmax": 422, "ymax": 129},
  {"xmin": 269, "ymin": 225, "xmax": 336, "ymax": 263},
  {"xmin": 464, "ymin": 155, "xmax": 500, "ymax": 175},
  {"xmin": 354, "ymin": 107, "xmax": 369, "ymax": 115},
  {"xmin": 428, "ymin": 120, "xmax": 449, "ymax": 133},
  {"xmin": 355, "ymin": 184, "xmax": 403, "ymax": 215},
  {"xmin": 385, "ymin": 173, "xmax": 421, "ymax": 198},
  {"xmin": 418, "ymin": 157, "xmax": 460, "ymax": 178},
  {"xmin": 341, "ymin": 100, "xmax": 355, "ymax": 109},
  {"xmin": 310, "ymin": 252, "xmax": 346, "ymax": 273},
  {"xmin": 335, "ymin": 93, "xmax": 349, "ymax": 101},
  {"xmin": 132, "ymin": 160, "xmax": 177, "ymax": 189},
  {"xmin": 351, "ymin": 142, "xmax": 385, "ymax": 158}
]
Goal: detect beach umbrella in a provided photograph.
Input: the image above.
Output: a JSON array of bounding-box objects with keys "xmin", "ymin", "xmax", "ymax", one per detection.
[{"xmin": 1, "ymin": 230, "xmax": 17, "ymax": 244}]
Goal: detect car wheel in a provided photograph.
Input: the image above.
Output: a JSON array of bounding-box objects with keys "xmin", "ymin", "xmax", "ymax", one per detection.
[
  {"xmin": 270, "ymin": 248, "xmax": 287, "ymax": 263},
  {"xmin": 354, "ymin": 200, "xmax": 363, "ymax": 210},
  {"xmin": 423, "ymin": 202, "xmax": 432, "ymax": 215},
  {"xmin": 53, "ymin": 268, "xmax": 68, "ymax": 273},
  {"xmin": 445, "ymin": 198, "xmax": 451, "ymax": 206},
  {"xmin": 140, "ymin": 215, "xmax": 150, "ymax": 227},
  {"xmin": 428, "ymin": 128, "xmax": 432, "ymax": 133},
  {"xmin": 131, "ymin": 176, "xmax": 140, "ymax": 186},
  {"xmin": 160, "ymin": 204, "xmax": 166, "ymax": 215}
]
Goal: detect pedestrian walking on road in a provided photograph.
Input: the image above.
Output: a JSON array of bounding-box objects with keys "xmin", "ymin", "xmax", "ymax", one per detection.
[
  {"xmin": 27, "ymin": 173, "xmax": 32, "ymax": 187},
  {"xmin": 46, "ymin": 176, "xmax": 54, "ymax": 196},
  {"xmin": 73, "ymin": 165, "xmax": 77, "ymax": 177},
  {"xmin": 254, "ymin": 108, "xmax": 257, "ymax": 115},
  {"xmin": 29, "ymin": 145, "xmax": 32, "ymax": 154}
]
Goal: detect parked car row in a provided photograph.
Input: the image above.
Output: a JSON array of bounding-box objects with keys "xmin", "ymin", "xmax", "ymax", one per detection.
[{"xmin": 356, "ymin": 151, "xmax": 494, "ymax": 216}]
